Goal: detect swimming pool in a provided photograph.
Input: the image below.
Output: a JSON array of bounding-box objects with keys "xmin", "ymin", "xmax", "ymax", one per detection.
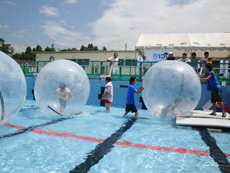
[{"xmin": 0, "ymin": 100, "xmax": 230, "ymax": 173}]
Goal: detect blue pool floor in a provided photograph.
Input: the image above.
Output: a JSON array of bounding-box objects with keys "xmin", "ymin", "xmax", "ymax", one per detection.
[{"xmin": 0, "ymin": 100, "xmax": 230, "ymax": 173}]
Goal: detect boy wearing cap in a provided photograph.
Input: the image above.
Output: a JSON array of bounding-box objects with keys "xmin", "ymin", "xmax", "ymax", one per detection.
[
  {"xmin": 167, "ymin": 52, "xmax": 176, "ymax": 60},
  {"xmin": 53, "ymin": 83, "xmax": 74, "ymax": 115}
]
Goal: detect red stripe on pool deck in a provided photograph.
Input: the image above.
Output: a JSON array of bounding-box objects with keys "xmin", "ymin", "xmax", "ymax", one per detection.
[{"xmin": 6, "ymin": 123, "xmax": 228, "ymax": 158}]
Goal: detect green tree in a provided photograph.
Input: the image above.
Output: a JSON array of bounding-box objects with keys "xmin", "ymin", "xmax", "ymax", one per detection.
[
  {"xmin": 44, "ymin": 44, "xmax": 55, "ymax": 51},
  {"xmin": 0, "ymin": 38, "xmax": 14, "ymax": 56},
  {"xmin": 20, "ymin": 52, "xmax": 26, "ymax": 59},
  {"xmin": 61, "ymin": 48, "xmax": 78, "ymax": 51},
  {"xmin": 93, "ymin": 46, "xmax": 98, "ymax": 51},
  {"xmin": 25, "ymin": 46, "xmax": 32, "ymax": 54},
  {"xmin": 35, "ymin": 45, "xmax": 42, "ymax": 51},
  {"xmin": 45, "ymin": 46, "xmax": 55, "ymax": 51},
  {"xmin": 61, "ymin": 48, "xmax": 69, "ymax": 51},
  {"xmin": 33, "ymin": 45, "xmax": 42, "ymax": 52},
  {"xmin": 87, "ymin": 43, "xmax": 93, "ymax": 50},
  {"xmin": 24, "ymin": 46, "xmax": 35, "ymax": 60},
  {"xmin": 80, "ymin": 44, "xmax": 99, "ymax": 51},
  {"xmin": 12, "ymin": 53, "xmax": 20, "ymax": 59},
  {"xmin": 80, "ymin": 45, "xmax": 87, "ymax": 51},
  {"xmin": 102, "ymin": 46, "xmax": 107, "ymax": 51}
]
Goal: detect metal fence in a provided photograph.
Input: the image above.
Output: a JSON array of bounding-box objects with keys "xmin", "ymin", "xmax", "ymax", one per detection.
[{"xmin": 17, "ymin": 61, "xmax": 230, "ymax": 85}]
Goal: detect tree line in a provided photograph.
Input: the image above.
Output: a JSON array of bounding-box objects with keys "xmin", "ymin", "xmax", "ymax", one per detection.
[{"xmin": 0, "ymin": 38, "xmax": 107, "ymax": 61}]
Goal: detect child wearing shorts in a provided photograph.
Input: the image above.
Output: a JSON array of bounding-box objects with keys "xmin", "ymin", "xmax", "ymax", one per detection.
[
  {"xmin": 101, "ymin": 77, "xmax": 113, "ymax": 112},
  {"xmin": 199, "ymin": 64, "xmax": 226, "ymax": 117},
  {"xmin": 53, "ymin": 83, "xmax": 74, "ymax": 115},
  {"xmin": 124, "ymin": 77, "xmax": 144, "ymax": 117}
]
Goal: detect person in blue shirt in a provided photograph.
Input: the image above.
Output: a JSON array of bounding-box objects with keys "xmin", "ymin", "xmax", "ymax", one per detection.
[
  {"xmin": 199, "ymin": 64, "xmax": 226, "ymax": 117},
  {"xmin": 123, "ymin": 77, "xmax": 144, "ymax": 117}
]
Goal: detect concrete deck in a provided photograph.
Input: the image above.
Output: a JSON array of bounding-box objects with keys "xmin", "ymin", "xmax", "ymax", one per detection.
[{"xmin": 176, "ymin": 110, "xmax": 230, "ymax": 128}]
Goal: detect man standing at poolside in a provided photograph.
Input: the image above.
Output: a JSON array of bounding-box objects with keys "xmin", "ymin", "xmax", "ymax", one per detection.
[
  {"xmin": 178, "ymin": 53, "xmax": 191, "ymax": 63},
  {"xmin": 166, "ymin": 52, "xmax": 176, "ymax": 60},
  {"xmin": 201, "ymin": 52, "xmax": 212, "ymax": 68},
  {"xmin": 201, "ymin": 52, "xmax": 209, "ymax": 63},
  {"xmin": 191, "ymin": 52, "xmax": 200, "ymax": 63},
  {"xmin": 107, "ymin": 53, "xmax": 119, "ymax": 75},
  {"xmin": 191, "ymin": 52, "xmax": 200, "ymax": 73},
  {"xmin": 201, "ymin": 52, "xmax": 211, "ymax": 73}
]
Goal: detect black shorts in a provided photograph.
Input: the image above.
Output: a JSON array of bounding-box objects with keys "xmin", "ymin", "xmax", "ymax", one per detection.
[
  {"xmin": 125, "ymin": 104, "xmax": 137, "ymax": 113},
  {"xmin": 59, "ymin": 99, "xmax": 67, "ymax": 108},
  {"xmin": 211, "ymin": 88, "xmax": 222, "ymax": 103}
]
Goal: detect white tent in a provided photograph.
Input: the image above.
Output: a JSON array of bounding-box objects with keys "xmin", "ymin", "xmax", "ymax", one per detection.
[{"xmin": 135, "ymin": 33, "xmax": 230, "ymax": 60}]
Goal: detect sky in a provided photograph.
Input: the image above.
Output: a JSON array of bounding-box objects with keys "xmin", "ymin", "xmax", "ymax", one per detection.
[{"xmin": 0, "ymin": 0, "xmax": 230, "ymax": 53}]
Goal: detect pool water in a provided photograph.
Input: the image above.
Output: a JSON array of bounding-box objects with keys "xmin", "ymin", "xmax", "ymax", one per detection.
[{"xmin": 0, "ymin": 100, "xmax": 230, "ymax": 173}]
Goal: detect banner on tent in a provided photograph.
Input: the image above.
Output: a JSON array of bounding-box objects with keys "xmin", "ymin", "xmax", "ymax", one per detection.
[{"xmin": 145, "ymin": 49, "xmax": 174, "ymax": 62}]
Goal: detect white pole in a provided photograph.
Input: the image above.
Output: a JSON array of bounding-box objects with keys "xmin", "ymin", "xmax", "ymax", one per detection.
[{"xmin": 108, "ymin": 65, "xmax": 113, "ymax": 77}]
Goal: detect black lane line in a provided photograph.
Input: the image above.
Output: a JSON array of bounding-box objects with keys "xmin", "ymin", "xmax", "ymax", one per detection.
[
  {"xmin": 48, "ymin": 105, "xmax": 62, "ymax": 116},
  {"xmin": 194, "ymin": 127, "xmax": 230, "ymax": 173},
  {"xmin": 0, "ymin": 112, "xmax": 82, "ymax": 139},
  {"xmin": 69, "ymin": 117, "xmax": 137, "ymax": 173}
]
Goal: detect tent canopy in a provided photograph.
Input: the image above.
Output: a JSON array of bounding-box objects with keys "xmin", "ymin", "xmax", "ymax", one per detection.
[{"xmin": 136, "ymin": 33, "xmax": 230, "ymax": 51}]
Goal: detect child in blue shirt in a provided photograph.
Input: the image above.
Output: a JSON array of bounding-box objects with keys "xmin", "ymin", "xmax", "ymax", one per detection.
[
  {"xmin": 124, "ymin": 77, "xmax": 144, "ymax": 117},
  {"xmin": 199, "ymin": 64, "xmax": 226, "ymax": 117}
]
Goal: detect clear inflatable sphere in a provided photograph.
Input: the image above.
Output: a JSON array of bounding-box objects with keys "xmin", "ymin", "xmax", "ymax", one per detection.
[
  {"xmin": 0, "ymin": 51, "xmax": 27, "ymax": 126},
  {"xmin": 34, "ymin": 59, "xmax": 90, "ymax": 115},
  {"xmin": 143, "ymin": 61, "xmax": 201, "ymax": 118}
]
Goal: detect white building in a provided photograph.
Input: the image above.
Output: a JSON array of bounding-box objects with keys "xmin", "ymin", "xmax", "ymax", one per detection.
[{"xmin": 35, "ymin": 50, "xmax": 136, "ymax": 62}]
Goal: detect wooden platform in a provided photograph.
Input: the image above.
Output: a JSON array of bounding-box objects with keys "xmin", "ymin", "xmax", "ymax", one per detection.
[{"xmin": 176, "ymin": 110, "xmax": 230, "ymax": 128}]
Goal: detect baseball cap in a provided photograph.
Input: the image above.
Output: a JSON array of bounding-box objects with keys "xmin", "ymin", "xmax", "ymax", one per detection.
[{"xmin": 168, "ymin": 52, "xmax": 173, "ymax": 55}]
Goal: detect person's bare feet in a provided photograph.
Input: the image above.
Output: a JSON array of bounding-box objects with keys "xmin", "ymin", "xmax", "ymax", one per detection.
[{"xmin": 209, "ymin": 113, "xmax": 216, "ymax": 116}]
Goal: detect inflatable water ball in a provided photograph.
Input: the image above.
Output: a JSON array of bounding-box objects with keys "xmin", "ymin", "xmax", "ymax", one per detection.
[
  {"xmin": 34, "ymin": 59, "xmax": 90, "ymax": 115},
  {"xmin": 0, "ymin": 51, "xmax": 27, "ymax": 126},
  {"xmin": 142, "ymin": 61, "xmax": 201, "ymax": 118}
]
